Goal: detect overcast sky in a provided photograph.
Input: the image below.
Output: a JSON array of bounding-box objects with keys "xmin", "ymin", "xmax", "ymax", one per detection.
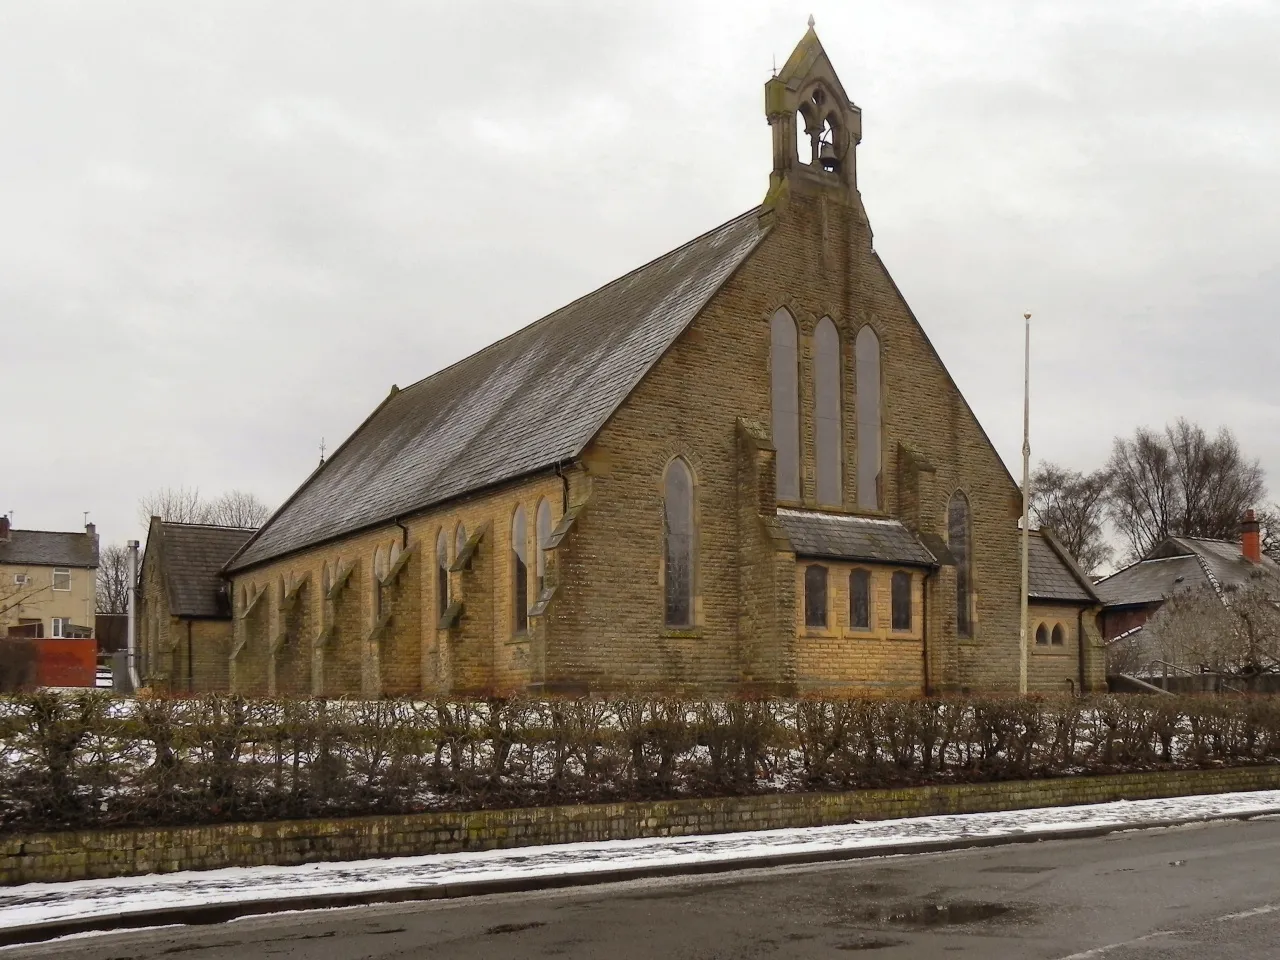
[{"xmin": 4, "ymin": 0, "xmax": 1279, "ymax": 549}]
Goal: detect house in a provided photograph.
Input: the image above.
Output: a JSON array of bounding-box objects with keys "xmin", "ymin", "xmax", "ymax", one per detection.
[
  {"xmin": 215, "ymin": 24, "xmax": 1106, "ymax": 699},
  {"xmin": 137, "ymin": 517, "xmax": 256, "ymax": 692},
  {"xmin": 0, "ymin": 515, "xmax": 98, "ymax": 640},
  {"xmin": 1095, "ymin": 510, "xmax": 1280, "ymax": 681}
]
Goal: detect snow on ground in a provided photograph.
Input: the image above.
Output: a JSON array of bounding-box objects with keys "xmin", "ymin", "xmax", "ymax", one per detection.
[{"xmin": 4, "ymin": 790, "xmax": 1280, "ymax": 931}]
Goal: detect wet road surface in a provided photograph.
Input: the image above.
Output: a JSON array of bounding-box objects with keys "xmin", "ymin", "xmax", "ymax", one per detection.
[{"xmin": 9, "ymin": 816, "xmax": 1280, "ymax": 959}]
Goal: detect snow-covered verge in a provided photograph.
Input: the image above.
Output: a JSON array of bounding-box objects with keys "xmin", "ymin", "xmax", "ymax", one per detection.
[{"xmin": 2, "ymin": 789, "xmax": 1279, "ymax": 932}]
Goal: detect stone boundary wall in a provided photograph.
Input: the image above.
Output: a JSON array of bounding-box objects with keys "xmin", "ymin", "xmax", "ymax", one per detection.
[{"xmin": 5, "ymin": 765, "xmax": 1279, "ymax": 886}]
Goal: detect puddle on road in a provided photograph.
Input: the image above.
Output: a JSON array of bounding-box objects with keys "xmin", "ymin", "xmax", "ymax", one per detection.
[
  {"xmin": 835, "ymin": 936, "xmax": 907, "ymax": 950},
  {"xmin": 839, "ymin": 901, "xmax": 1019, "ymax": 929}
]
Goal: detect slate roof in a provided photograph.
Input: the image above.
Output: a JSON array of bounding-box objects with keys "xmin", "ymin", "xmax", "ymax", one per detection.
[
  {"xmin": 1028, "ymin": 531, "xmax": 1097, "ymax": 604},
  {"xmin": 0, "ymin": 529, "xmax": 98, "ymax": 568},
  {"xmin": 229, "ymin": 207, "xmax": 765, "ymax": 572},
  {"xmin": 776, "ymin": 510, "xmax": 938, "ymax": 567},
  {"xmin": 1094, "ymin": 536, "xmax": 1280, "ymax": 608},
  {"xmin": 155, "ymin": 522, "xmax": 256, "ymax": 618}
]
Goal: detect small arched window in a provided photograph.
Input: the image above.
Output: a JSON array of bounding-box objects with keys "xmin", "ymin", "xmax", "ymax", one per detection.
[
  {"xmin": 770, "ymin": 308, "xmax": 801, "ymax": 502},
  {"xmin": 814, "ymin": 317, "xmax": 842, "ymax": 506},
  {"xmin": 1035, "ymin": 623, "xmax": 1049, "ymax": 646},
  {"xmin": 1052, "ymin": 623, "xmax": 1066, "ymax": 646},
  {"xmin": 948, "ymin": 492, "xmax": 973, "ymax": 638},
  {"xmin": 663, "ymin": 458, "xmax": 696, "ymax": 627},
  {"xmin": 511, "ymin": 506, "xmax": 529, "ymax": 633},
  {"xmin": 804, "ymin": 564, "xmax": 828, "ymax": 628},
  {"xmin": 891, "ymin": 571, "xmax": 912, "ymax": 631},
  {"xmin": 855, "ymin": 325, "xmax": 882, "ymax": 509},
  {"xmin": 436, "ymin": 530, "xmax": 450, "ymax": 618},
  {"xmin": 849, "ymin": 568, "xmax": 871, "ymax": 630},
  {"xmin": 535, "ymin": 499, "xmax": 552, "ymax": 597}
]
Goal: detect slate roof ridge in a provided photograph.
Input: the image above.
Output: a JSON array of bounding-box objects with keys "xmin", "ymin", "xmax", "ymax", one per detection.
[
  {"xmin": 161, "ymin": 520, "xmax": 258, "ymax": 533},
  {"xmin": 227, "ymin": 204, "xmax": 765, "ymax": 573},
  {"xmin": 5, "ymin": 527, "xmax": 92, "ymax": 537},
  {"xmin": 396, "ymin": 205, "xmax": 765, "ymax": 400},
  {"xmin": 776, "ymin": 508, "xmax": 902, "ymax": 526}
]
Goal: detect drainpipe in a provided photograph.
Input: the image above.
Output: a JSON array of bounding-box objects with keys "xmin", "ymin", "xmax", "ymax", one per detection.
[
  {"xmin": 921, "ymin": 568, "xmax": 932, "ymax": 696},
  {"xmin": 126, "ymin": 540, "xmax": 141, "ymax": 689},
  {"xmin": 1076, "ymin": 608, "xmax": 1087, "ymax": 696},
  {"xmin": 394, "ymin": 518, "xmax": 409, "ymax": 549},
  {"xmin": 555, "ymin": 462, "xmax": 570, "ymax": 513}
]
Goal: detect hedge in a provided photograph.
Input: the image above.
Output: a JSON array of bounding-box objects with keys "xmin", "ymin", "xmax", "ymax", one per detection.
[{"xmin": 1, "ymin": 693, "xmax": 1279, "ymax": 834}]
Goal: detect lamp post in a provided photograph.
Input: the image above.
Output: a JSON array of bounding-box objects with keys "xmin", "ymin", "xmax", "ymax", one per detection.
[{"xmin": 1019, "ymin": 312, "xmax": 1031, "ymax": 696}]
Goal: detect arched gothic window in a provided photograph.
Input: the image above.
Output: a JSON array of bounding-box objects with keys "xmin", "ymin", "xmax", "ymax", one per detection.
[
  {"xmin": 770, "ymin": 309, "xmax": 800, "ymax": 502},
  {"xmin": 804, "ymin": 564, "xmax": 828, "ymax": 628},
  {"xmin": 1035, "ymin": 623, "xmax": 1049, "ymax": 646},
  {"xmin": 1052, "ymin": 623, "xmax": 1066, "ymax": 646},
  {"xmin": 436, "ymin": 530, "xmax": 449, "ymax": 618},
  {"xmin": 855, "ymin": 325, "xmax": 882, "ymax": 509},
  {"xmin": 849, "ymin": 568, "xmax": 871, "ymax": 630},
  {"xmin": 891, "ymin": 572, "xmax": 912, "ymax": 631},
  {"xmin": 814, "ymin": 317, "xmax": 842, "ymax": 506},
  {"xmin": 511, "ymin": 506, "xmax": 529, "ymax": 633},
  {"xmin": 663, "ymin": 458, "xmax": 696, "ymax": 627},
  {"xmin": 535, "ymin": 499, "xmax": 552, "ymax": 597},
  {"xmin": 948, "ymin": 492, "xmax": 973, "ymax": 638}
]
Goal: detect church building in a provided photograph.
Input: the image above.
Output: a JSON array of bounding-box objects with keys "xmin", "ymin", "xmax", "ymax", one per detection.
[{"xmin": 220, "ymin": 25, "xmax": 1104, "ymax": 698}]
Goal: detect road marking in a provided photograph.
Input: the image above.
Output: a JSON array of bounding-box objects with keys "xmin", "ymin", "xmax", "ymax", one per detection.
[
  {"xmin": 1213, "ymin": 903, "xmax": 1280, "ymax": 922},
  {"xmin": 1053, "ymin": 931, "xmax": 1176, "ymax": 959}
]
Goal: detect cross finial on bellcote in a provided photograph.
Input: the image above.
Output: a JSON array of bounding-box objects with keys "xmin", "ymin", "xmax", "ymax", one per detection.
[{"xmin": 807, "ymin": 14, "xmax": 815, "ymax": 29}]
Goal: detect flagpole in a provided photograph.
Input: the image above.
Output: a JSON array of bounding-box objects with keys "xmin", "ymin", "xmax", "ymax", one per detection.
[{"xmin": 1019, "ymin": 312, "xmax": 1031, "ymax": 696}]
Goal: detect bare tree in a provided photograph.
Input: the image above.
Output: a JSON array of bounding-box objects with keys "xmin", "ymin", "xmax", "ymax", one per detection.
[
  {"xmin": 137, "ymin": 486, "xmax": 209, "ymax": 530},
  {"xmin": 1145, "ymin": 579, "xmax": 1280, "ymax": 677},
  {"xmin": 1106, "ymin": 419, "xmax": 1265, "ymax": 561},
  {"xmin": 1030, "ymin": 461, "xmax": 1113, "ymax": 576},
  {"xmin": 206, "ymin": 490, "xmax": 271, "ymax": 528},
  {"xmin": 137, "ymin": 487, "xmax": 269, "ymax": 531},
  {"xmin": 96, "ymin": 543, "xmax": 131, "ymax": 615}
]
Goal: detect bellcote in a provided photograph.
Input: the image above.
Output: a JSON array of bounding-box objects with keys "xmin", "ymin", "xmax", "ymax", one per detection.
[{"xmin": 764, "ymin": 20, "xmax": 863, "ymax": 203}]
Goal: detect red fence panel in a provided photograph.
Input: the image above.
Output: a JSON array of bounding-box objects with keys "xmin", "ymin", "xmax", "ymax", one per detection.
[{"xmin": 35, "ymin": 639, "xmax": 98, "ymax": 688}]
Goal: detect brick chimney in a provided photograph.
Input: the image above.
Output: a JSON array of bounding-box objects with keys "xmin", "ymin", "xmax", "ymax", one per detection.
[
  {"xmin": 1242, "ymin": 508, "xmax": 1262, "ymax": 564},
  {"xmin": 0, "ymin": 515, "xmax": 9, "ymax": 542}
]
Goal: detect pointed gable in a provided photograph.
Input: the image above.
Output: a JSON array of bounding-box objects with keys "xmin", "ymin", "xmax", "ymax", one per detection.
[{"xmin": 229, "ymin": 209, "xmax": 764, "ymax": 571}]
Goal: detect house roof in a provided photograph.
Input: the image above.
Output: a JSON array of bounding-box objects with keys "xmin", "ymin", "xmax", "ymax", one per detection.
[
  {"xmin": 1028, "ymin": 530, "xmax": 1098, "ymax": 604},
  {"xmin": 1094, "ymin": 536, "xmax": 1280, "ymax": 608},
  {"xmin": 776, "ymin": 510, "xmax": 938, "ymax": 568},
  {"xmin": 154, "ymin": 522, "xmax": 256, "ymax": 617},
  {"xmin": 228, "ymin": 207, "xmax": 765, "ymax": 572},
  {"xmin": 0, "ymin": 529, "xmax": 98, "ymax": 568}
]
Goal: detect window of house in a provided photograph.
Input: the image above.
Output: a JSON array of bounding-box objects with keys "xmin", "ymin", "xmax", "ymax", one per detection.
[
  {"xmin": 804, "ymin": 564, "xmax": 828, "ymax": 628},
  {"xmin": 814, "ymin": 316, "xmax": 842, "ymax": 506},
  {"xmin": 535, "ymin": 499, "xmax": 552, "ymax": 597},
  {"xmin": 1035, "ymin": 623, "xmax": 1049, "ymax": 645},
  {"xmin": 51, "ymin": 617, "xmax": 67, "ymax": 638},
  {"xmin": 436, "ymin": 530, "xmax": 450, "ymax": 618},
  {"xmin": 511, "ymin": 506, "xmax": 529, "ymax": 633},
  {"xmin": 52, "ymin": 568, "xmax": 71, "ymax": 591},
  {"xmin": 849, "ymin": 568, "xmax": 871, "ymax": 630},
  {"xmin": 891, "ymin": 571, "xmax": 911, "ymax": 631},
  {"xmin": 948, "ymin": 491, "xmax": 973, "ymax": 638},
  {"xmin": 663, "ymin": 458, "xmax": 696, "ymax": 627},
  {"xmin": 770, "ymin": 308, "xmax": 801, "ymax": 502},
  {"xmin": 1052, "ymin": 623, "xmax": 1066, "ymax": 646},
  {"xmin": 855, "ymin": 326, "xmax": 882, "ymax": 509}
]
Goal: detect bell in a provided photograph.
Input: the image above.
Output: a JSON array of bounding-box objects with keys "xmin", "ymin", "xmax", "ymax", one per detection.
[{"xmin": 819, "ymin": 141, "xmax": 839, "ymax": 172}]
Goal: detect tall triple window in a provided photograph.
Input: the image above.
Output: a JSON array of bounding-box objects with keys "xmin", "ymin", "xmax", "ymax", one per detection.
[
  {"xmin": 663, "ymin": 458, "xmax": 696, "ymax": 627},
  {"xmin": 849, "ymin": 568, "xmax": 871, "ymax": 630},
  {"xmin": 813, "ymin": 317, "xmax": 842, "ymax": 506},
  {"xmin": 891, "ymin": 571, "xmax": 912, "ymax": 631},
  {"xmin": 770, "ymin": 308, "xmax": 801, "ymax": 502},
  {"xmin": 948, "ymin": 491, "xmax": 973, "ymax": 637},
  {"xmin": 804, "ymin": 564, "xmax": 828, "ymax": 628},
  {"xmin": 511, "ymin": 507, "xmax": 528, "ymax": 633},
  {"xmin": 855, "ymin": 325, "xmax": 882, "ymax": 509}
]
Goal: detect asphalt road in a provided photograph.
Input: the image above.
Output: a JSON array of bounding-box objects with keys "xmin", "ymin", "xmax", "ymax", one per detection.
[{"xmin": 10, "ymin": 817, "xmax": 1280, "ymax": 959}]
